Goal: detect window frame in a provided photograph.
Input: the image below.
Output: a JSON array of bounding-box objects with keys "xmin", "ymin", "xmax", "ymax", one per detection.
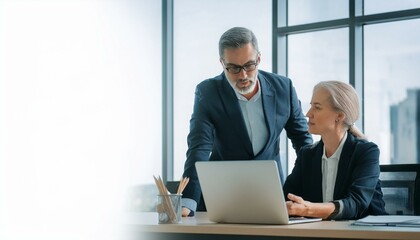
[
  {"xmin": 272, "ymin": 0, "xmax": 420, "ymax": 174},
  {"xmin": 161, "ymin": 0, "xmax": 420, "ymax": 181}
]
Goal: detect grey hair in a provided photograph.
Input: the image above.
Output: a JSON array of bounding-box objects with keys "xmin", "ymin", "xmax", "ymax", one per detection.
[
  {"xmin": 314, "ymin": 81, "xmax": 366, "ymax": 139},
  {"xmin": 218, "ymin": 27, "xmax": 259, "ymax": 58}
]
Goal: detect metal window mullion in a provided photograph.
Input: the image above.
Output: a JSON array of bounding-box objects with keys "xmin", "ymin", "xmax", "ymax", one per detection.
[
  {"xmin": 275, "ymin": 0, "xmax": 289, "ymax": 178},
  {"xmin": 277, "ymin": 0, "xmax": 287, "ymax": 76},
  {"xmin": 162, "ymin": 0, "xmax": 174, "ymax": 183},
  {"xmin": 356, "ymin": 8, "xmax": 420, "ymax": 25},
  {"xmin": 349, "ymin": 0, "xmax": 364, "ymax": 131},
  {"xmin": 272, "ymin": 0, "xmax": 278, "ymax": 74},
  {"xmin": 279, "ymin": 18, "xmax": 349, "ymax": 35}
]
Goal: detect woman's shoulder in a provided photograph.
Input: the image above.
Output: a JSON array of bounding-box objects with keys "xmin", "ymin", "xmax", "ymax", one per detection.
[
  {"xmin": 299, "ymin": 141, "xmax": 322, "ymax": 155},
  {"xmin": 350, "ymin": 134, "xmax": 379, "ymax": 150},
  {"xmin": 347, "ymin": 135, "xmax": 380, "ymax": 160},
  {"xmin": 258, "ymin": 70, "xmax": 292, "ymax": 86}
]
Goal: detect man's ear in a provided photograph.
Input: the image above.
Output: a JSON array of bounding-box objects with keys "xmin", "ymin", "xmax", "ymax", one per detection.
[{"xmin": 219, "ymin": 58, "xmax": 225, "ymax": 67}]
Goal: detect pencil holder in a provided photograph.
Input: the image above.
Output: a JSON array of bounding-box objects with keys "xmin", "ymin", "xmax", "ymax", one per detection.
[{"xmin": 156, "ymin": 194, "xmax": 182, "ymax": 224}]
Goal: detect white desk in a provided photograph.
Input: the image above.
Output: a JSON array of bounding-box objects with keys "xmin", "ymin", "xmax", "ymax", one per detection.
[{"xmin": 127, "ymin": 212, "xmax": 420, "ymax": 240}]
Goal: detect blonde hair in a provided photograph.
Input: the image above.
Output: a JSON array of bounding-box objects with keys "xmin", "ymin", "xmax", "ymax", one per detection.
[{"xmin": 313, "ymin": 81, "xmax": 366, "ymax": 139}]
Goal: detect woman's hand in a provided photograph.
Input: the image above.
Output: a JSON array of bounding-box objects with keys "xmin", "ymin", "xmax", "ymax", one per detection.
[
  {"xmin": 286, "ymin": 193, "xmax": 337, "ymax": 219},
  {"xmin": 286, "ymin": 193, "xmax": 314, "ymax": 217}
]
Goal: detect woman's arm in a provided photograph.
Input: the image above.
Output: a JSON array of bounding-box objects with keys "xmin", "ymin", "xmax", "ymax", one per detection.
[{"xmin": 286, "ymin": 193, "xmax": 336, "ymax": 219}]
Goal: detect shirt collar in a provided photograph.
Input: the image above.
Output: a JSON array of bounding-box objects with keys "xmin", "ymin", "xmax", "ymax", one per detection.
[
  {"xmin": 232, "ymin": 79, "xmax": 261, "ymax": 102},
  {"xmin": 322, "ymin": 131, "xmax": 348, "ymax": 160}
]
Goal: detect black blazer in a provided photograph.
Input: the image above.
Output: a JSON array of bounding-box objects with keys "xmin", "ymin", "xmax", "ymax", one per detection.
[
  {"xmin": 283, "ymin": 133, "xmax": 387, "ymax": 219},
  {"xmin": 182, "ymin": 70, "xmax": 312, "ymax": 211}
]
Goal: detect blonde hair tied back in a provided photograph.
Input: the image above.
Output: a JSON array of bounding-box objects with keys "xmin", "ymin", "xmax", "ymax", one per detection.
[{"xmin": 314, "ymin": 81, "xmax": 367, "ymax": 140}]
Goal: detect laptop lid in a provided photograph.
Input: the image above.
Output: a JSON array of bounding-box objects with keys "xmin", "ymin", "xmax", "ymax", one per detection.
[{"xmin": 195, "ymin": 160, "xmax": 321, "ymax": 225}]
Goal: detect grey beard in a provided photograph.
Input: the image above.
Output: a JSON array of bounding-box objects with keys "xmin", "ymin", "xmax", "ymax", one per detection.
[{"xmin": 226, "ymin": 75, "xmax": 257, "ymax": 96}]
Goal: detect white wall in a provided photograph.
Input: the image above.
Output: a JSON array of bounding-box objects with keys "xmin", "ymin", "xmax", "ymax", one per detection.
[{"xmin": 0, "ymin": 1, "xmax": 161, "ymax": 239}]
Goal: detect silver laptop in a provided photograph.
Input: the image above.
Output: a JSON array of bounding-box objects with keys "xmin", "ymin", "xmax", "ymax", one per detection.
[{"xmin": 195, "ymin": 160, "xmax": 322, "ymax": 225}]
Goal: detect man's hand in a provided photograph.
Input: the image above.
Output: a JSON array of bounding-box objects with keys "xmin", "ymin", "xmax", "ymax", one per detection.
[{"xmin": 182, "ymin": 207, "xmax": 191, "ymax": 217}]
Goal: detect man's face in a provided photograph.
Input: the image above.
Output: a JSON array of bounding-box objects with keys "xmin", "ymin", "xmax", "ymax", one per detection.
[{"xmin": 220, "ymin": 43, "xmax": 260, "ymax": 96}]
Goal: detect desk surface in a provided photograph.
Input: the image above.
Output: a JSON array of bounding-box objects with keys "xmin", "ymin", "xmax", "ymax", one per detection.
[{"xmin": 127, "ymin": 212, "xmax": 420, "ymax": 240}]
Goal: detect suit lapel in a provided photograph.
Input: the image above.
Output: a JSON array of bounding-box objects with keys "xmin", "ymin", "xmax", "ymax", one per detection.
[
  {"xmin": 257, "ymin": 74, "xmax": 276, "ymax": 154},
  {"xmin": 334, "ymin": 134, "xmax": 353, "ymax": 198},
  {"xmin": 219, "ymin": 74, "xmax": 253, "ymax": 155},
  {"xmin": 313, "ymin": 142, "xmax": 324, "ymax": 201}
]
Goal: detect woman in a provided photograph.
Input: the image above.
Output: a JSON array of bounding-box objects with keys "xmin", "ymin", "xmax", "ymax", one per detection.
[{"xmin": 283, "ymin": 81, "xmax": 387, "ymax": 220}]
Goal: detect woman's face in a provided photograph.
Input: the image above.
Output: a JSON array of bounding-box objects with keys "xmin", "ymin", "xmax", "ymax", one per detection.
[{"xmin": 306, "ymin": 87, "xmax": 340, "ymax": 136}]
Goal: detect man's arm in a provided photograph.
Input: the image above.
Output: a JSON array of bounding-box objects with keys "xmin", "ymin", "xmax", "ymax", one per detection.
[
  {"xmin": 285, "ymin": 82, "xmax": 313, "ymax": 153},
  {"xmin": 181, "ymin": 84, "xmax": 214, "ymax": 214}
]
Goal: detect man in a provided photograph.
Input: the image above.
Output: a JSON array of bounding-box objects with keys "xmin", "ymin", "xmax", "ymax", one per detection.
[{"xmin": 181, "ymin": 27, "xmax": 312, "ymax": 217}]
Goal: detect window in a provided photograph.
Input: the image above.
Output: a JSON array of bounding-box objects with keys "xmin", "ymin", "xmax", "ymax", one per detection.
[
  {"xmin": 287, "ymin": 28, "xmax": 348, "ymax": 172},
  {"xmin": 364, "ymin": 19, "xmax": 420, "ymax": 164},
  {"xmin": 364, "ymin": 0, "xmax": 420, "ymax": 15},
  {"xmin": 275, "ymin": 0, "xmax": 420, "ymax": 171},
  {"xmin": 288, "ymin": 0, "xmax": 348, "ymax": 25},
  {"xmin": 288, "ymin": 28, "xmax": 349, "ymax": 112}
]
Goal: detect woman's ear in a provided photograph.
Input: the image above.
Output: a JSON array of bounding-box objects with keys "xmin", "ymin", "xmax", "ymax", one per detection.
[{"xmin": 337, "ymin": 112, "xmax": 346, "ymax": 123}]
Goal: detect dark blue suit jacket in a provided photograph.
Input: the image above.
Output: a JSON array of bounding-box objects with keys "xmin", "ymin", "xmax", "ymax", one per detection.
[
  {"xmin": 182, "ymin": 70, "xmax": 312, "ymax": 211},
  {"xmin": 283, "ymin": 133, "xmax": 387, "ymax": 219}
]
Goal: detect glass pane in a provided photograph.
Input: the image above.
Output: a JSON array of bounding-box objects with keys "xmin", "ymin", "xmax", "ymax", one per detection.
[
  {"xmin": 287, "ymin": 28, "xmax": 349, "ymax": 173},
  {"xmin": 364, "ymin": 19, "xmax": 420, "ymax": 165},
  {"xmin": 288, "ymin": 0, "xmax": 348, "ymax": 26},
  {"xmin": 173, "ymin": 0, "xmax": 272, "ymax": 179},
  {"xmin": 380, "ymin": 170, "xmax": 417, "ymax": 215},
  {"xmin": 0, "ymin": 0, "xmax": 161, "ymax": 238},
  {"xmin": 365, "ymin": 0, "xmax": 420, "ymax": 15}
]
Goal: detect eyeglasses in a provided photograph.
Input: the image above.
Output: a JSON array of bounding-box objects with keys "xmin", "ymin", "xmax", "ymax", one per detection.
[{"xmin": 223, "ymin": 60, "xmax": 259, "ymax": 74}]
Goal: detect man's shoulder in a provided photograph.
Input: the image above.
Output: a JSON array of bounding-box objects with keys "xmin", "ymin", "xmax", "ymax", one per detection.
[
  {"xmin": 258, "ymin": 70, "xmax": 293, "ymax": 90},
  {"xmin": 258, "ymin": 70, "xmax": 290, "ymax": 82},
  {"xmin": 194, "ymin": 72, "xmax": 229, "ymax": 99},
  {"xmin": 197, "ymin": 73, "xmax": 224, "ymax": 88}
]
